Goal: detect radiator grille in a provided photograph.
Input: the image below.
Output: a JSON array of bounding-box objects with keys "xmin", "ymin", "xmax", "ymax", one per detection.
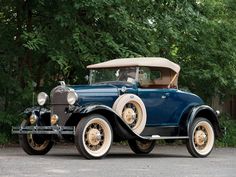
[{"xmin": 50, "ymin": 86, "xmax": 71, "ymax": 125}]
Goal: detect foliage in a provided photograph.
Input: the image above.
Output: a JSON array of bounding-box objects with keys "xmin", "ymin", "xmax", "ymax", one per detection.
[
  {"xmin": 216, "ymin": 114, "xmax": 236, "ymax": 147},
  {"xmin": 0, "ymin": 112, "xmax": 20, "ymax": 144},
  {"xmin": 0, "ymin": 0, "xmax": 236, "ymax": 144}
]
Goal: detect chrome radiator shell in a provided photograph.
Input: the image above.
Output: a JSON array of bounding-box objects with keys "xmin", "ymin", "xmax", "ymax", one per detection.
[{"xmin": 50, "ymin": 86, "xmax": 71, "ymax": 126}]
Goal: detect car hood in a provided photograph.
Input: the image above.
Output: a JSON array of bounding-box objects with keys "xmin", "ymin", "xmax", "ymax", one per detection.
[
  {"xmin": 69, "ymin": 84, "xmax": 119, "ymax": 96},
  {"xmin": 68, "ymin": 83, "xmax": 137, "ymax": 107}
]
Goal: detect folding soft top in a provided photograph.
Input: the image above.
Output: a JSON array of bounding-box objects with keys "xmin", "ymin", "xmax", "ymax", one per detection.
[{"xmin": 87, "ymin": 57, "xmax": 180, "ymax": 73}]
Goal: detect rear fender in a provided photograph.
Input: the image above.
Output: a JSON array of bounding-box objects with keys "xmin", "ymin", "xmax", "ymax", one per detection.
[{"xmin": 187, "ymin": 105, "xmax": 221, "ymax": 137}]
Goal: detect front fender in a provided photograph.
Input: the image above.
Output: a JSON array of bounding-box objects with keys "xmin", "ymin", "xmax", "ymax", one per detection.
[
  {"xmin": 23, "ymin": 106, "xmax": 51, "ymax": 126},
  {"xmin": 187, "ymin": 105, "xmax": 221, "ymax": 137},
  {"xmin": 24, "ymin": 106, "xmax": 50, "ymax": 115},
  {"xmin": 69, "ymin": 104, "xmax": 141, "ymax": 140}
]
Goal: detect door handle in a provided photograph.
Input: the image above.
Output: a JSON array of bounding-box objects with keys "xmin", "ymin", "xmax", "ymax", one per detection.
[
  {"xmin": 161, "ymin": 93, "xmax": 170, "ymax": 99},
  {"xmin": 161, "ymin": 95, "xmax": 166, "ymax": 99}
]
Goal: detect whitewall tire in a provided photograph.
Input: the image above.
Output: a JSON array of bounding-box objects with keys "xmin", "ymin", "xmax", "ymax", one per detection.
[
  {"xmin": 187, "ymin": 118, "xmax": 215, "ymax": 158},
  {"xmin": 75, "ymin": 114, "xmax": 113, "ymax": 159}
]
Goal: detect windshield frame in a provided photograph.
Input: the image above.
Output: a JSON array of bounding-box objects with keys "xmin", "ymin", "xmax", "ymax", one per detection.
[{"xmin": 89, "ymin": 67, "xmax": 139, "ymax": 85}]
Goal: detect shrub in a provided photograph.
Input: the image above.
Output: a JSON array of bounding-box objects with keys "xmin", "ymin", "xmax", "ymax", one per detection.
[
  {"xmin": 0, "ymin": 112, "xmax": 20, "ymax": 145},
  {"xmin": 216, "ymin": 114, "xmax": 236, "ymax": 147}
]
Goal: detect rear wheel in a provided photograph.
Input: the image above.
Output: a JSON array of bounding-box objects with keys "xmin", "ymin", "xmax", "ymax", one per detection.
[
  {"xmin": 128, "ymin": 140, "xmax": 155, "ymax": 154},
  {"xmin": 186, "ymin": 118, "xmax": 215, "ymax": 158},
  {"xmin": 75, "ymin": 114, "xmax": 113, "ymax": 159},
  {"xmin": 19, "ymin": 120, "xmax": 54, "ymax": 155}
]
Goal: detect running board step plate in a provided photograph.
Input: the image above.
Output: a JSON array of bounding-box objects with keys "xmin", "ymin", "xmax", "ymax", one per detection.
[{"xmin": 142, "ymin": 135, "xmax": 189, "ymax": 140}]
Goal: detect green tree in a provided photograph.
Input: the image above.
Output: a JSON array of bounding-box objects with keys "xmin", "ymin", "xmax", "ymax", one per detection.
[{"xmin": 0, "ymin": 0, "xmax": 236, "ymax": 144}]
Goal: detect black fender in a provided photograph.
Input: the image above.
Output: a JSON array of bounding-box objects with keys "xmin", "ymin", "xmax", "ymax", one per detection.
[
  {"xmin": 23, "ymin": 106, "xmax": 51, "ymax": 126},
  {"xmin": 187, "ymin": 105, "xmax": 221, "ymax": 137},
  {"xmin": 68, "ymin": 104, "xmax": 142, "ymax": 141}
]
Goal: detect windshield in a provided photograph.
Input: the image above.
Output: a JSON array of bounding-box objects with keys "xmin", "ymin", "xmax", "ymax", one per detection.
[{"xmin": 90, "ymin": 67, "xmax": 137, "ymax": 84}]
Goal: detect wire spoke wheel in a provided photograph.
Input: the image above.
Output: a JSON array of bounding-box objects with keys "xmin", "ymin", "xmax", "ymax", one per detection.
[
  {"xmin": 122, "ymin": 102, "xmax": 140, "ymax": 128},
  {"xmin": 187, "ymin": 118, "xmax": 215, "ymax": 158},
  {"xmin": 75, "ymin": 114, "xmax": 113, "ymax": 159},
  {"xmin": 84, "ymin": 123, "xmax": 104, "ymax": 151},
  {"xmin": 19, "ymin": 120, "xmax": 54, "ymax": 155},
  {"xmin": 27, "ymin": 134, "xmax": 50, "ymax": 151},
  {"xmin": 128, "ymin": 140, "xmax": 155, "ymax": 154}
]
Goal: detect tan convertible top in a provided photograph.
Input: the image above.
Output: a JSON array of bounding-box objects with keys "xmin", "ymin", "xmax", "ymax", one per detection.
[{"xmin": 87, "ymin": 57, "xmax": 180, "ymax": 73}]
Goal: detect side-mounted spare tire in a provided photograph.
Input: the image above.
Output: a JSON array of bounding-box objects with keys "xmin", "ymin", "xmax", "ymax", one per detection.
[{"xmin": 112, "ymin": 94, "xmax": 147, "ymax": 134}]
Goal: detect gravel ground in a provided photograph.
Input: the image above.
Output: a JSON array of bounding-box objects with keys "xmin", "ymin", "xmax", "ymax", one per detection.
[{"xmin": 0, "ymin": 144, "xmax": 235, "ymax": 177}]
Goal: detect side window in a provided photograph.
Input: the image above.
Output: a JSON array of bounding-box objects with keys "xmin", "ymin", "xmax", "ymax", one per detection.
[
  {"xmin": 138, "ymin": 67, "xmax": 155, "ymax": 87},
  {"xmin": 150, "ymin": 70, "xmax": 161, "ymax": 82},
  {"xmin": 118, "ymin": 67, "xmax": 136, "ymax": 83},
  {"xmin": 139, "ymin": 67, "xmax": 149, "ymax": 86},
  {"xmin": 138, "ymin": 67, "xmax": 171, "ymax": 88}
]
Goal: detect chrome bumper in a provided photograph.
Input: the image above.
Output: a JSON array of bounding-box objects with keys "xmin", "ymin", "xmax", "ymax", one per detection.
[{"xmin": 12, "ymin": 126, "xmax": 75, "ymax": 135}]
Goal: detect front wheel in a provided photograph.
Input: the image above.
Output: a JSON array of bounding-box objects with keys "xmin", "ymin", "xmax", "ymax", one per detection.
[
  {"xmin": 186, "ymin": 118, "xmax": 215, "ymax": 158},
  {"xmin": 19, "ymin": 120, "xmax": 54, "ymax": 155},
  {"xmin": 128, "ymin": 140, "xmax": 155, "ymax": 154},
  {"xmin": 75, "ymin": 114, "xmax": 113, "ymax": 159}
]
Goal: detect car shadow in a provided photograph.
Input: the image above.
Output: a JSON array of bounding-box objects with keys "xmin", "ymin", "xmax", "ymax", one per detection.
[
  {"xmin": 44, "ymin": 152, "xmax": 191, "ymax": 160},
  {"xmin": 106, "ymin": 153, "xmax": 191, "ymax": 159}
]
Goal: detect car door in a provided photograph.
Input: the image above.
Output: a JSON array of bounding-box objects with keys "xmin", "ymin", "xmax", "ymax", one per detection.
[
  {"xmin": 137, "ymin": 66, "xmax": 181, "ymax": 126},
  {"xmin": 138, "ymin": 88, "xmax": 179, "ymax": 126}
]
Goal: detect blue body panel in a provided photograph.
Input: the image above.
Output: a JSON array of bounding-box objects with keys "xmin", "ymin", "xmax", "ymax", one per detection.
[
  {"xmin": 137, "ymin": 88, "xmax": 203, "ymax": 126},
  {"xmin": 70, "ymin": 83, "xmax": 137, "ymax": 108},
  {"xmin": 69, "ymin": 83, "xmax": 203, "ymax": 127}
]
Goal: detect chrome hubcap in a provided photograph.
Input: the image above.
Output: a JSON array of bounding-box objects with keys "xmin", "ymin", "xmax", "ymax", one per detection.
[
  {"xmin": 123, "ymin": 108, "xmax": 136, "ymax": 124},
  {"xmin": 122, "ymin": 102, "xmax": 139, "ymax": 128},
  {"xmin": 194, "ymin": 126, "xmax": 208, "ymax": 149},
  {"xmin": 87, "ymin": 128, "xmax": 102, "ymax": 146},
  {"xmin": 85, "ymin": 123, "xmax": 104, "ymax": 151}
]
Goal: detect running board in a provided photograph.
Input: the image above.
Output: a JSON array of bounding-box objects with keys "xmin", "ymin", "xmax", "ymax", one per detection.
[{"xmin": 141, "ymin": 135, "xmax": 189, "ymax": 140}]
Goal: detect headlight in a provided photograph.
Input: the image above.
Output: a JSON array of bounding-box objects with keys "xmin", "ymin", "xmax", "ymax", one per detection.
[
  {"xmin": 67, "ymin": 90, "xmax": 78, "ymax": 105},
  {"xmin": 29, "ymin": 114, "xmax": 38, "ymax": 125},
  {"xmin": 37, "ymin": 92, "xmax": 49, "ymax": 106},
  {"xmin": 51, "ymin": 114, "xmax": 59, "ymax": 125}
]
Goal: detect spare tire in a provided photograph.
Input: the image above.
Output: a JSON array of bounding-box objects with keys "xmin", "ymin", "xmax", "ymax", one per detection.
[{"xmin": 112, "ymin": 94, "xmax": 147, "ymax": 134}]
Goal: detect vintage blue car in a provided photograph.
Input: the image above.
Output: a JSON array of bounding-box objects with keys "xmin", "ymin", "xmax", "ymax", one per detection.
[{"xmin": 12, "ymin": 57, "xmax": 221, "ymax": 159}]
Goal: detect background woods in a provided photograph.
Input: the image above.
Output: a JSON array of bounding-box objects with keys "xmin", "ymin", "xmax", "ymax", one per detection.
[{"xmin": 0, "ymin": 0, "xmax": 236, "ymax": 144}]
